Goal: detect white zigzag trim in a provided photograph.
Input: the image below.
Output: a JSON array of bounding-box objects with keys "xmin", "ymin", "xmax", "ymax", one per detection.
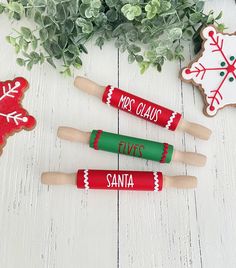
[
  {"xmin": 106, "ymin": 86, "xmax": 114, "ymax": 106},
  {"xmin": 84, "ymin": 169, "xmax": 89, "ymax": 190},
  {"xmin": 153, "ymin": 172, "xmax": 159, "ymax": 192},
  {"xmin": 165, "ymin": 111, "xmax": 177, "ymax": 130}
]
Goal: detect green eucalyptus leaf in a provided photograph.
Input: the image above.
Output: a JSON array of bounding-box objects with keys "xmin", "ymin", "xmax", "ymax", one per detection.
[
  {"xmin": 58, "ymin": 34, "xmax": 68, "ymax": 49},
  {"xmin": 56, "ymin": 4, "xmax": 66, "ymax": 21},
  {"xmin": 65, "ymin": 19, "xmax": 74, "ymax": 34},
  {"xmin": 1, "ymin": 0, "xmax": 223, "ymax": 76},
  {"xmin": 128, "ymin": 44, "xmax": 141, "ymax": 53},
  {"xmin": 217, "ymin": 23, "xmax": 225, "ymax": 32},
  {"xmin": 95, "ymin": 36, "xmax": 105, "ymax": 48},
  {"xmin": 79, "ymin": 3, "xmax": 89, "ymax": 17},
  {"xmin": 43, "ymin": 16, "xmax": 53, "ymax": 27},
  {"xmin": 128, "ymin": 54, "xmax": 135, "ymax": 63},
  {"xmin": 196, "ymin": 1, "xmax": 205, "ymax": 12},
  {"xmin": 90, "ymin": 0, "xmax": 101, "ymax": 9},
  {"xmin": 139, "ymin": 61, "xmax": 150, "ymax": 74},
  {"xmin": 160, "ymin": 1, "xmax": 171, "ymax": 12},
  {"xmin": 79, "ymin": 44, "xmax": 88, "ymax": 54},
  {"xmin": 34, "ymin": 11, "xmax": 43, "ymax": 25},
  {"xmin": 27, "ymin": 60, "xmax": 34, "ymax": 71},
  {"xmin": 39, "ymin": 28, "xmax": 48, "ymax": 42},
  {"xmin": 0, "ymin": 4, "xmax": 5, "ymax": 14},
  {"xmin": 21, "ymin": 27, "xmax": 32, "ymax": 39},
  {"xmin": 31, "ymin": 36, "xmax": 38, "ymax": 50},
  {"xmin": 7, "ymin": 2, "xmax": 24, "ymax": 15},
  {"xmin": 167, "ymin": 28, "xmax": 182, "ymax": 40},
  {"xmin": 106, "ymin": 9, "xmax": 118, "ymax": 22},
  {"xmin": 73, "ymin": 57, "xmax": 82, "ymax": 68},
  {"xmin": 190, "ymin": 12, "xmax": 202, "ymax": 24},
  {"xmin": 126, "ymin": 29, "xmax": 138, "ymax": 42},
  {"xmin": 50, "ymin": 42, "xmax": 62, "ymax": 58},
  {"xmin": 76, "ymin": 18, "xmax": 93, "ymax": 33},
  {"xmin": 135, "ymin": 55, "xmax": 143, "ymax": 63},
  {"xmin": 145, "ymin": 4, "xmax": 158, "ymax": 19},
  {"xmin": 15, "ymin": 44, "xmax": 20, "ymax": 54},
  {"xmin": 121, "ymin": 4, "xmax": 141, "ymax": 21},
  {"xmin": 215, "ymin": 11, "xmax": 223, "ymax": 20},
  {"xmin": 105, "ymin": 0, "xmax": 116, "ymax": 7},
  {"xmin": 47, "ymin": 57, "xmax": 56, "ymax": 68},
  {"xmin": 16, "ymin": 58, "xmax": 25, "ymax": 66},
  {"xmin": 19, "ymin": 37, "xmax": 28, "ymax": 51}
]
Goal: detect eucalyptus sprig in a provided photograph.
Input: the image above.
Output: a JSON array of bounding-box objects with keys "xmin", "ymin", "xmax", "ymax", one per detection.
[{"xmin": 0, "ymin": 0, "xmax": 224, "ymax": 75}]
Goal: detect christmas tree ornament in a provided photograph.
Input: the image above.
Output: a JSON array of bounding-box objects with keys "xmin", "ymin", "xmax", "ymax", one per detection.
[
  {"xmin": 41, "ymin": 169, "xmax": 197, "ymax": 191},
  {"xmin": 57, "ymin": 127, "xmax": 207, "ymax": 167},
  {"xmin": 181, "ymin": 25, "xmax": 236, "ymax": 116},
  {"xmin": 0, "ymin": 77, "xmax": 36, "ymax": 155},
  {"xmin": 74, "ymin": 76, "xmax": 211, "ymax": 140}
]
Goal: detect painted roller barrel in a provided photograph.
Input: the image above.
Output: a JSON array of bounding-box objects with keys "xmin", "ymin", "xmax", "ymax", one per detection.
[
  {"xmin": 102, "ymin": 86, "xmax": 182, "ymax": 131},
  {"xmin": 77, "ymin": 169, "xmax": 163, "ymax": 191},
  {"xmin": 89, "ymin": 130, "xmax": 174, "ymax": 163}
]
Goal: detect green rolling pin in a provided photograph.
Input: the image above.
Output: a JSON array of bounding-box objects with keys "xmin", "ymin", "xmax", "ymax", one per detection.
[{"xmin": 57, "ymin": 127, "xmax": 206, "ymax": 166}]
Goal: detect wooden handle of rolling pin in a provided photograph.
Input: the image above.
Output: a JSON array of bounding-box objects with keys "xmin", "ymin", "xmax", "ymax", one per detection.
[
  {"xmin": 41, "ymin": 171, "xmax": 197, "ymax": 190},
  {"xmin": 74, "ymin": 76, "xmax": 212, "ymax": 140},
  {"xmin": 57, "ymin": 127, "xmax": 207, "ymax": 166}
]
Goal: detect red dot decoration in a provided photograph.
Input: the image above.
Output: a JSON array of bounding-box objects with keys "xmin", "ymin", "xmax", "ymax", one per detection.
[
  {"xmin": 185, "ymin": 69, "xmax": 191, "ymax": 74},
  {"xmin": 227, "ymin": 65, "xmax": 235, "ymax": 73},
  {"xmin": 209, "ymin": 31, "xmax": 214, "ymax": 37},
  {"xmin": 209, "ymin": 105, "xmax": 215, "ymax": 111}
]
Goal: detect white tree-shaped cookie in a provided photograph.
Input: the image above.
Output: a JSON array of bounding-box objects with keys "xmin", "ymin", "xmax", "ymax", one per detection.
[{"xmin": 182, "ymin": 25, "xmax": 236, "ymax": 116}]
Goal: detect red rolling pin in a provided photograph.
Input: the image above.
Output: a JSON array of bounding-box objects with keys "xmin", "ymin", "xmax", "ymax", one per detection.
[
  {"xmin": 74, "ymin": 76, "xmax": 212, "ymax": 140},
  {"xmin": 41, "ymin": 169, "xmax": 197, "ymax": 191}
]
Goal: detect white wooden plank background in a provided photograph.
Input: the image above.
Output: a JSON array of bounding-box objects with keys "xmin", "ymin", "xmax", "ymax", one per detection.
[{"xmin": 0, "ymin": 1, "xmax": 236, "ymax": 267}]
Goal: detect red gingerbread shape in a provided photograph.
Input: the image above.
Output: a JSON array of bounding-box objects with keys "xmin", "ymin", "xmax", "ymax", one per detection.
[{"xmin": 0, "ymin": 77, "xmax": 36, "ymax": 155}]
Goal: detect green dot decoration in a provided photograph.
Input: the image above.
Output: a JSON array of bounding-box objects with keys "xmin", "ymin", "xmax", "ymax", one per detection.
[
  {"xmin": 230, "ymin": 56, "xmax": 235, "ymax": 61},
  {"xmin": 220, "ymin": 72, "xmax": 225, "ymax": 76},
  {"xmin": 229, "ymin": 77, "xmax": 234, "ymax": 82},
  {"xmin": 221, "ymin": 62, "xmax": 226, "ymax": 67}
]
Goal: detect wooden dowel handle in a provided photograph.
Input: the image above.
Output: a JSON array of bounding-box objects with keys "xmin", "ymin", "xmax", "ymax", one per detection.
[
  {"xmin": 172, "ymin": 151, "xmax": 207, "ymax": 167},
  {"xmin": 164, "ymin": 175, "xmax": 197, "ymax": 189},
  {"xmin": 178, "ymin": 119, "xmax": 212, "ymax": 140},
  {"xmin": 57, "ymin": 127, "xmax": 90, "ymax": 144},
  {"xmin": 41, "ymin": 172, "xmax": 76, "ymax": 185},
  {"xmin": 74, "ymin": 76, "xmax": 105, "ymax": 99}
]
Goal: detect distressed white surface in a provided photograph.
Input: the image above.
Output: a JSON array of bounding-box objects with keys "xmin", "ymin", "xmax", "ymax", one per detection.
[{"xmin": 0, "ymin": 1, "xmax": 236, "ymax": 267}]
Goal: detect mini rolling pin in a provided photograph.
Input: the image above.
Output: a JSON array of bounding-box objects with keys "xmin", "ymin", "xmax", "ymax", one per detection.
[
  {"xmin": 42, "ymin": 170, "xmax": 197, "ymax": 191},
  {"xmin": 57, "ymin": 127, "xmax": 207, "ymax": 166},
  {"xmin": 74, "ymin": 76, "xmax": 212, "ymax": 140}
]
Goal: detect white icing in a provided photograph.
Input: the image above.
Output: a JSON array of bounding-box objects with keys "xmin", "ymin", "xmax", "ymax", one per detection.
[
  {"xmin": 0, "ymin": 81, "xmax": 21, "ymax": 101},
  {"xmin": 0, "ymin": 111, "xmax": 27, "ymax": 125}
]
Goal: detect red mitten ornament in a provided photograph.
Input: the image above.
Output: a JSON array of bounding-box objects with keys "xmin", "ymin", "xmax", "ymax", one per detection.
[
  {"xmin": 0, "ymin": 77, "xmax": 36, "ymax": 155},
  {"xmin": 181, "ymin": 25, "xmax": 236, "ymax": 116}
]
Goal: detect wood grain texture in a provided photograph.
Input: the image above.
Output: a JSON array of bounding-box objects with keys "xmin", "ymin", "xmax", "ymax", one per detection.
[{"xmin": 0, "ymin": 1, "xmax": 236, "ymax": 267}]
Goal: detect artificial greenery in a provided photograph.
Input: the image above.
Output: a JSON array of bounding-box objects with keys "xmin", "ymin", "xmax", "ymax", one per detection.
[{"xmin": 0, "ymin": 0, "xmax": 224, "ymax": 75}]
